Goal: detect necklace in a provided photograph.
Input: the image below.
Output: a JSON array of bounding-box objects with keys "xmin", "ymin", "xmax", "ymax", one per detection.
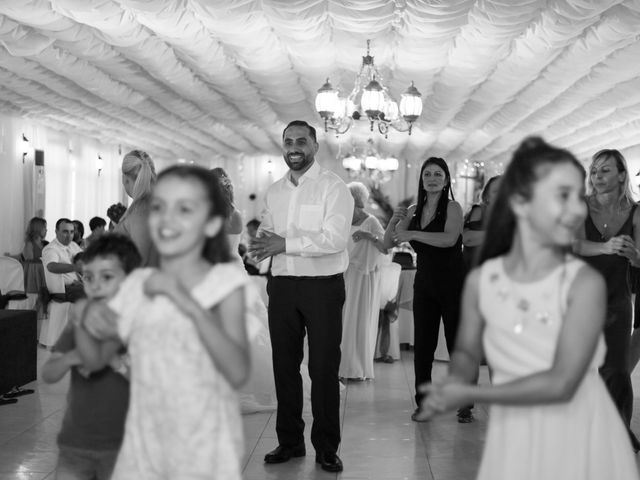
[{"xmin": 494, "ymin": 259, "xmax": 568, "ymax": 334}]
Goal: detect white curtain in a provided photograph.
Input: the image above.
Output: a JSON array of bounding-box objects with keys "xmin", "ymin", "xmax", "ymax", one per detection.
[{"xmin": 0, "ymin": 113, "xmax": 122, "ymax": 255}]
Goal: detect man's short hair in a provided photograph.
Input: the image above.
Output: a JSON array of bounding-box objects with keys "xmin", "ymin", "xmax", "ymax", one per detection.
[
  {"xmin": 246, "ymin": 218, "xmax": 261, "ymax": 230},
  {"xmin": 55, "ymin": 218, "xmax": 73, "ymax": 230},
  {"xmin": 82, "ymin": 233, "xmax": 142, "ymax": 274},
  {"xmin": 283, "ymin": 120, "xmax": 317, "ymax": 143},
  {"xmin": 89, "ymin": 216, "xmax": 107, "ymax": 231}
]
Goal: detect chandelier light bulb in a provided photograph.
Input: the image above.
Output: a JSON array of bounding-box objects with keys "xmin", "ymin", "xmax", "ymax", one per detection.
[
  {"xmin": 361, "ymin": 77, "xmax": 385, "ymax": 119},
  {"xmin": 315, "ymin": 78, "xmax": 339, "ymax": 119},
  {"xmin": 399, "ymin": 81, "xmax": 423, "ymax": 122}
]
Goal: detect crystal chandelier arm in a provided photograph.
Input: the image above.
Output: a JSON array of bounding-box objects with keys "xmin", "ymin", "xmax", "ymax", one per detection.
[{"xmin": 326, "ymin": 116, "xmax": 353, "ymax": 135}]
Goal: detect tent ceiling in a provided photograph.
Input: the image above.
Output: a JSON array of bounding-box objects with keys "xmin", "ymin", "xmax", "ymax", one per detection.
[{"xmin": 1, "ymin": 0, "xmax": 640, "ymax": 167}]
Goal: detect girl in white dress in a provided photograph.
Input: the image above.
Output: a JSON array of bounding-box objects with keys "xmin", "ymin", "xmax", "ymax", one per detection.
[
  {"xmin": 78, "ymin": 165, "xmax": 251, "ymax": 480},
  {"xmin": 418, "ymin": 137, "xmax": 639, "ymax": 479},
  {"xmin": 340, "ymin": 182, "xmax": 387, "ymax": 379}
]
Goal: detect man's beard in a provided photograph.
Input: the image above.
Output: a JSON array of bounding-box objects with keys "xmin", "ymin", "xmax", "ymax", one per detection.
[{"xmin": 284, "ymin": 153, "xmax": 312, "ymax": 171}]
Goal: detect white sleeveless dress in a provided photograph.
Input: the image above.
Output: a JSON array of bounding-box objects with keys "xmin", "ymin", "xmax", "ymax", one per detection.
[
  {"xmin": 477, "ymin": 256, "xmax": 639, "ymax": 480},
  {"xmin": 108, "ymin": 264, "xmax": 247, "ymax": 479}
]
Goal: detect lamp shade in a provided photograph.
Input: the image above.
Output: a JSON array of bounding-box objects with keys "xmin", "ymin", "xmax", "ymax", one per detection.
[
  {"xmin": 315, "ymin": 79, "xmax": 339, "ymax": 118},
  {"xmin": 383, "ymin": 100, "xmax": 399, "ymax": 121},
  {"xmin": 378, "ymin": 157, "xmax": 399, "ymax": 171},
  {"xmin": 399, "ymin": 82, "xmax": 423, "ymax": 122},
  {"xmin": 361, "ymin": 78, "xmax": 385, "ymax": 118},
  {"xmin": 364, "ymin": 155, "xmax": 379, "ymax": 169},
  {"xmin": 342, "ymin": 155, "xmax": 362, "ymax": 171}
]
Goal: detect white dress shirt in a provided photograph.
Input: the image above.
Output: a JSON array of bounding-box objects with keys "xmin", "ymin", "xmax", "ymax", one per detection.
[
  {"xmin": 260, "ymin": 160, "xmax": 354, "ymax": 277},
  {"xmin": 42, "ymin": 238, "xmax": 82, "ymax": 285}
]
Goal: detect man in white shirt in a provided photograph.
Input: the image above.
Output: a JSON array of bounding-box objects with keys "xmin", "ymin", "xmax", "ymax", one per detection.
[
  {"xmin": 250, "ymin": 120, "xmax": 354, "ymax": 473},
  {"xmin": 42, "ymin": 218, "xmax": 83, "ymax": 301}
]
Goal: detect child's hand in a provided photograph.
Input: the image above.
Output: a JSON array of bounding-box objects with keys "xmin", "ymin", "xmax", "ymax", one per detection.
[
  {"xmin": 143, "ymin": 271, "xmax": 182, "ymax": 300},
  {"xmin": 83, "ymin": 300, "xmax": 119, "ymax": 340},
  {"xmin": 420, "ymin": 378, "xmax": 469, "ymax": 414}
]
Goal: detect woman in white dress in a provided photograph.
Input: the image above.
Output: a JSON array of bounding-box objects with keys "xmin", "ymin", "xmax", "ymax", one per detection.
[{"xmin": 339, "ymin": 182, "xmax": 388, "ymax": 380}]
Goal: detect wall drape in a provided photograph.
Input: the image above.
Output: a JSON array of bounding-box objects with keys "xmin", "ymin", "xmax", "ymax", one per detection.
[{"xmin": 0, "ymin": 114, "xmax": 123, "ymax": 255}]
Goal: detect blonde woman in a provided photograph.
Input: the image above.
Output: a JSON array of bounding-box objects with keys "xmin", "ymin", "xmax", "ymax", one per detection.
[{"xmin": 115, "ymin": 150, "xmax": 158, "ymax": 267}]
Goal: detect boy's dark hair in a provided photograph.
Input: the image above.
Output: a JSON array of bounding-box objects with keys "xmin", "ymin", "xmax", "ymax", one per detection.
[
  {"xmin": 246, "ymin": 218, "xmax": 260, "ymax": 230},
  {"xmin": 82, "ymin": 233, "xmax": 142, "ymax": 274},
  {"xmin": 89, "ymin": 216, "xmax": 107, "ymax": 231},
  {"xmin": 72, "ymin": 252, "xmax": 84, "ymax": 264}
]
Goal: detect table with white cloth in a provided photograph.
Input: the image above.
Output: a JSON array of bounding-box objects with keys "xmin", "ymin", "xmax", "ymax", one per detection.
[{"xmin": 396, "ymin": 268, "xmax": 450, "ymax": 362}]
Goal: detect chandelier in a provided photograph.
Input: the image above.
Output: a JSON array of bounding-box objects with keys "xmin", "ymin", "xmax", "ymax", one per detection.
[
  {"xmin": 340, "ymin": 138, "xmax": 399, "ymax": 186},
  {"xmin": 315, "ymin": 40, "xmax": 423, "ymax": 137}
]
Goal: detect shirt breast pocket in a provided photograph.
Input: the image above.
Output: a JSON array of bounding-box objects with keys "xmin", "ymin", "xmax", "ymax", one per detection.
[{"xmin": 298, "ymin": 204, "xmax": 324, "ymax": 232}]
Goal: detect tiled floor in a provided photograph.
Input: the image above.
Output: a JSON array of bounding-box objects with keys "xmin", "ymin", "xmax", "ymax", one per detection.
[{"xmin": 1, "ymin": 349, "xmax": 640, "ymax": 480}]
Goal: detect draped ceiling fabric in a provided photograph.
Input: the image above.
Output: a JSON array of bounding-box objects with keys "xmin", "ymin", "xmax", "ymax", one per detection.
[{"xmin": 1, "ymin": 0, "xmax": 640, "ymax": 169}]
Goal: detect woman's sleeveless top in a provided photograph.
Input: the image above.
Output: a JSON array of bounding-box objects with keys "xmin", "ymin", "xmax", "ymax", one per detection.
[
  {"xmin": 583, "ymin": 204, "xmax": 636, "ymax": 306},
  {"xmin": 408, "ymin": 203, "xmax": 463, "ymax": 278}
]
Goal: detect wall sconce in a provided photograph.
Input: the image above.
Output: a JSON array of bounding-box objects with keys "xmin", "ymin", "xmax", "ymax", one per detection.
[
  {"xmin": 97, "ymin": 155, "xmax": 104, "ymax": 176},
  {"xmin": 21, "ymin": 134, "xmax": 30, "ymax": 163}
]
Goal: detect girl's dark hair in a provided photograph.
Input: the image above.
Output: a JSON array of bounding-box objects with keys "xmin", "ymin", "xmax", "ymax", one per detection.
[
  {"xmin": 210, "ymin": 167, "xmax": 234, "ymax": 218},
  {"xmin": 82, "ymin": 233, "xmax": 142, "ymax": 274},
  {"xmin": 157, "ymin": 165, "xmax": 232, "ymax": 265},
  {"xmin": 414, "ymin": 157, "xmax": 455, "ymax": 226},
  {"xmin": 478, "ymin": 137, "xmax": 585, "ymax": 265},
  {"xmin": 25, "ymin": 217, "xmax": 46, "ymax": 242}
]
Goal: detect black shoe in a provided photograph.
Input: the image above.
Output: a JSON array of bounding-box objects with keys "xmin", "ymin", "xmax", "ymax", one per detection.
[
  {"xmin": 315, "ymin": 451, "xmax": 343, "ymax": 472},
  {"xmin": 264, "ymin": 444, "xmax": 306, "ymax": 464},
  {"xmin": 456, "ymin": 407, "xmax": 475, "ymax": 424},
  {"xmin": 4, "ymin": 387, "xmax": 35, "ymax": 399}
]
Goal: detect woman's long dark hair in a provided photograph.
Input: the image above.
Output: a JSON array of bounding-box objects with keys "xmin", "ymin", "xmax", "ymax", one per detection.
[
  {"xmin": 156, "ymin": 165, "xmax": 232, "ymax": 265},
  {"xmin": 477, "ymin": 137, "xmax": 585, "ymax": 265},
  {"xmin": 413, "ymin": 157, "xmax": 455, "ymax": 226}
]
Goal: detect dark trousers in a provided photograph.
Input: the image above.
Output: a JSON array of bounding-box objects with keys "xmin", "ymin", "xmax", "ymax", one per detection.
[
  {"xmin": 600, "ymin": 301, "xmax": 634, "ymax": 429},
  {"xmin": 267, "ymin": 274, "xmax": 345, "ymax": 454},
  {"xmin": 412, "ymin": 273, "xmax": 462, "ymax": 406}
]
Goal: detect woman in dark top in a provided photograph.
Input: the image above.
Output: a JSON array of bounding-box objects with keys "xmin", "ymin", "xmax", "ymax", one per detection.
[
  {"xmin": 574, "ymin": 148, "xmax": 640, "ymax": 451},
  {"xmin": 384, "ymin": 157, "xmax": 464, "ymax": 421},
  {"xmin": 462, "ymin": 176, "xmax": 501, "ymax": 273}
]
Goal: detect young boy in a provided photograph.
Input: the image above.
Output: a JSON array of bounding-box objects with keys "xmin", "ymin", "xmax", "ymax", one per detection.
[{"xmin": 42, "ymin": 234, "xmax": 141, "ymax": 480}]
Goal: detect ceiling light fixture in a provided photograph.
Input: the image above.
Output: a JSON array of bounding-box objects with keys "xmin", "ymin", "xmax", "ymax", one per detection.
[
  {"xmin": 315, "ymin": 40, "xmax": 423, "ymax": 138},
  {"xmin": 340, "ymin": 138, "xmax": 399, "ymax": 186}
]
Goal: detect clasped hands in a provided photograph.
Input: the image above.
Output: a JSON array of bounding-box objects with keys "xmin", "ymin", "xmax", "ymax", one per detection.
[
  {"xmin": 603, "ymin": 235, "xmax": 639, "ymax": 263},
  {"xmin": 413, "ymin": 376, "xmax": 470, "ymax": 422},
  {"xmin": 248, "ymin": 231, "xmax": 286, "ymax": 262}
]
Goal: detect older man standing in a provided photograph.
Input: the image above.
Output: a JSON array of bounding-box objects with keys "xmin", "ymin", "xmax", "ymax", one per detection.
[
  {"xmin": 42, "ymin": 218, "xmax": 83, "ymax": 301},
  {"xmin": 250, "ymin": 120, "xmax": 354, "ymax": 473}
]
